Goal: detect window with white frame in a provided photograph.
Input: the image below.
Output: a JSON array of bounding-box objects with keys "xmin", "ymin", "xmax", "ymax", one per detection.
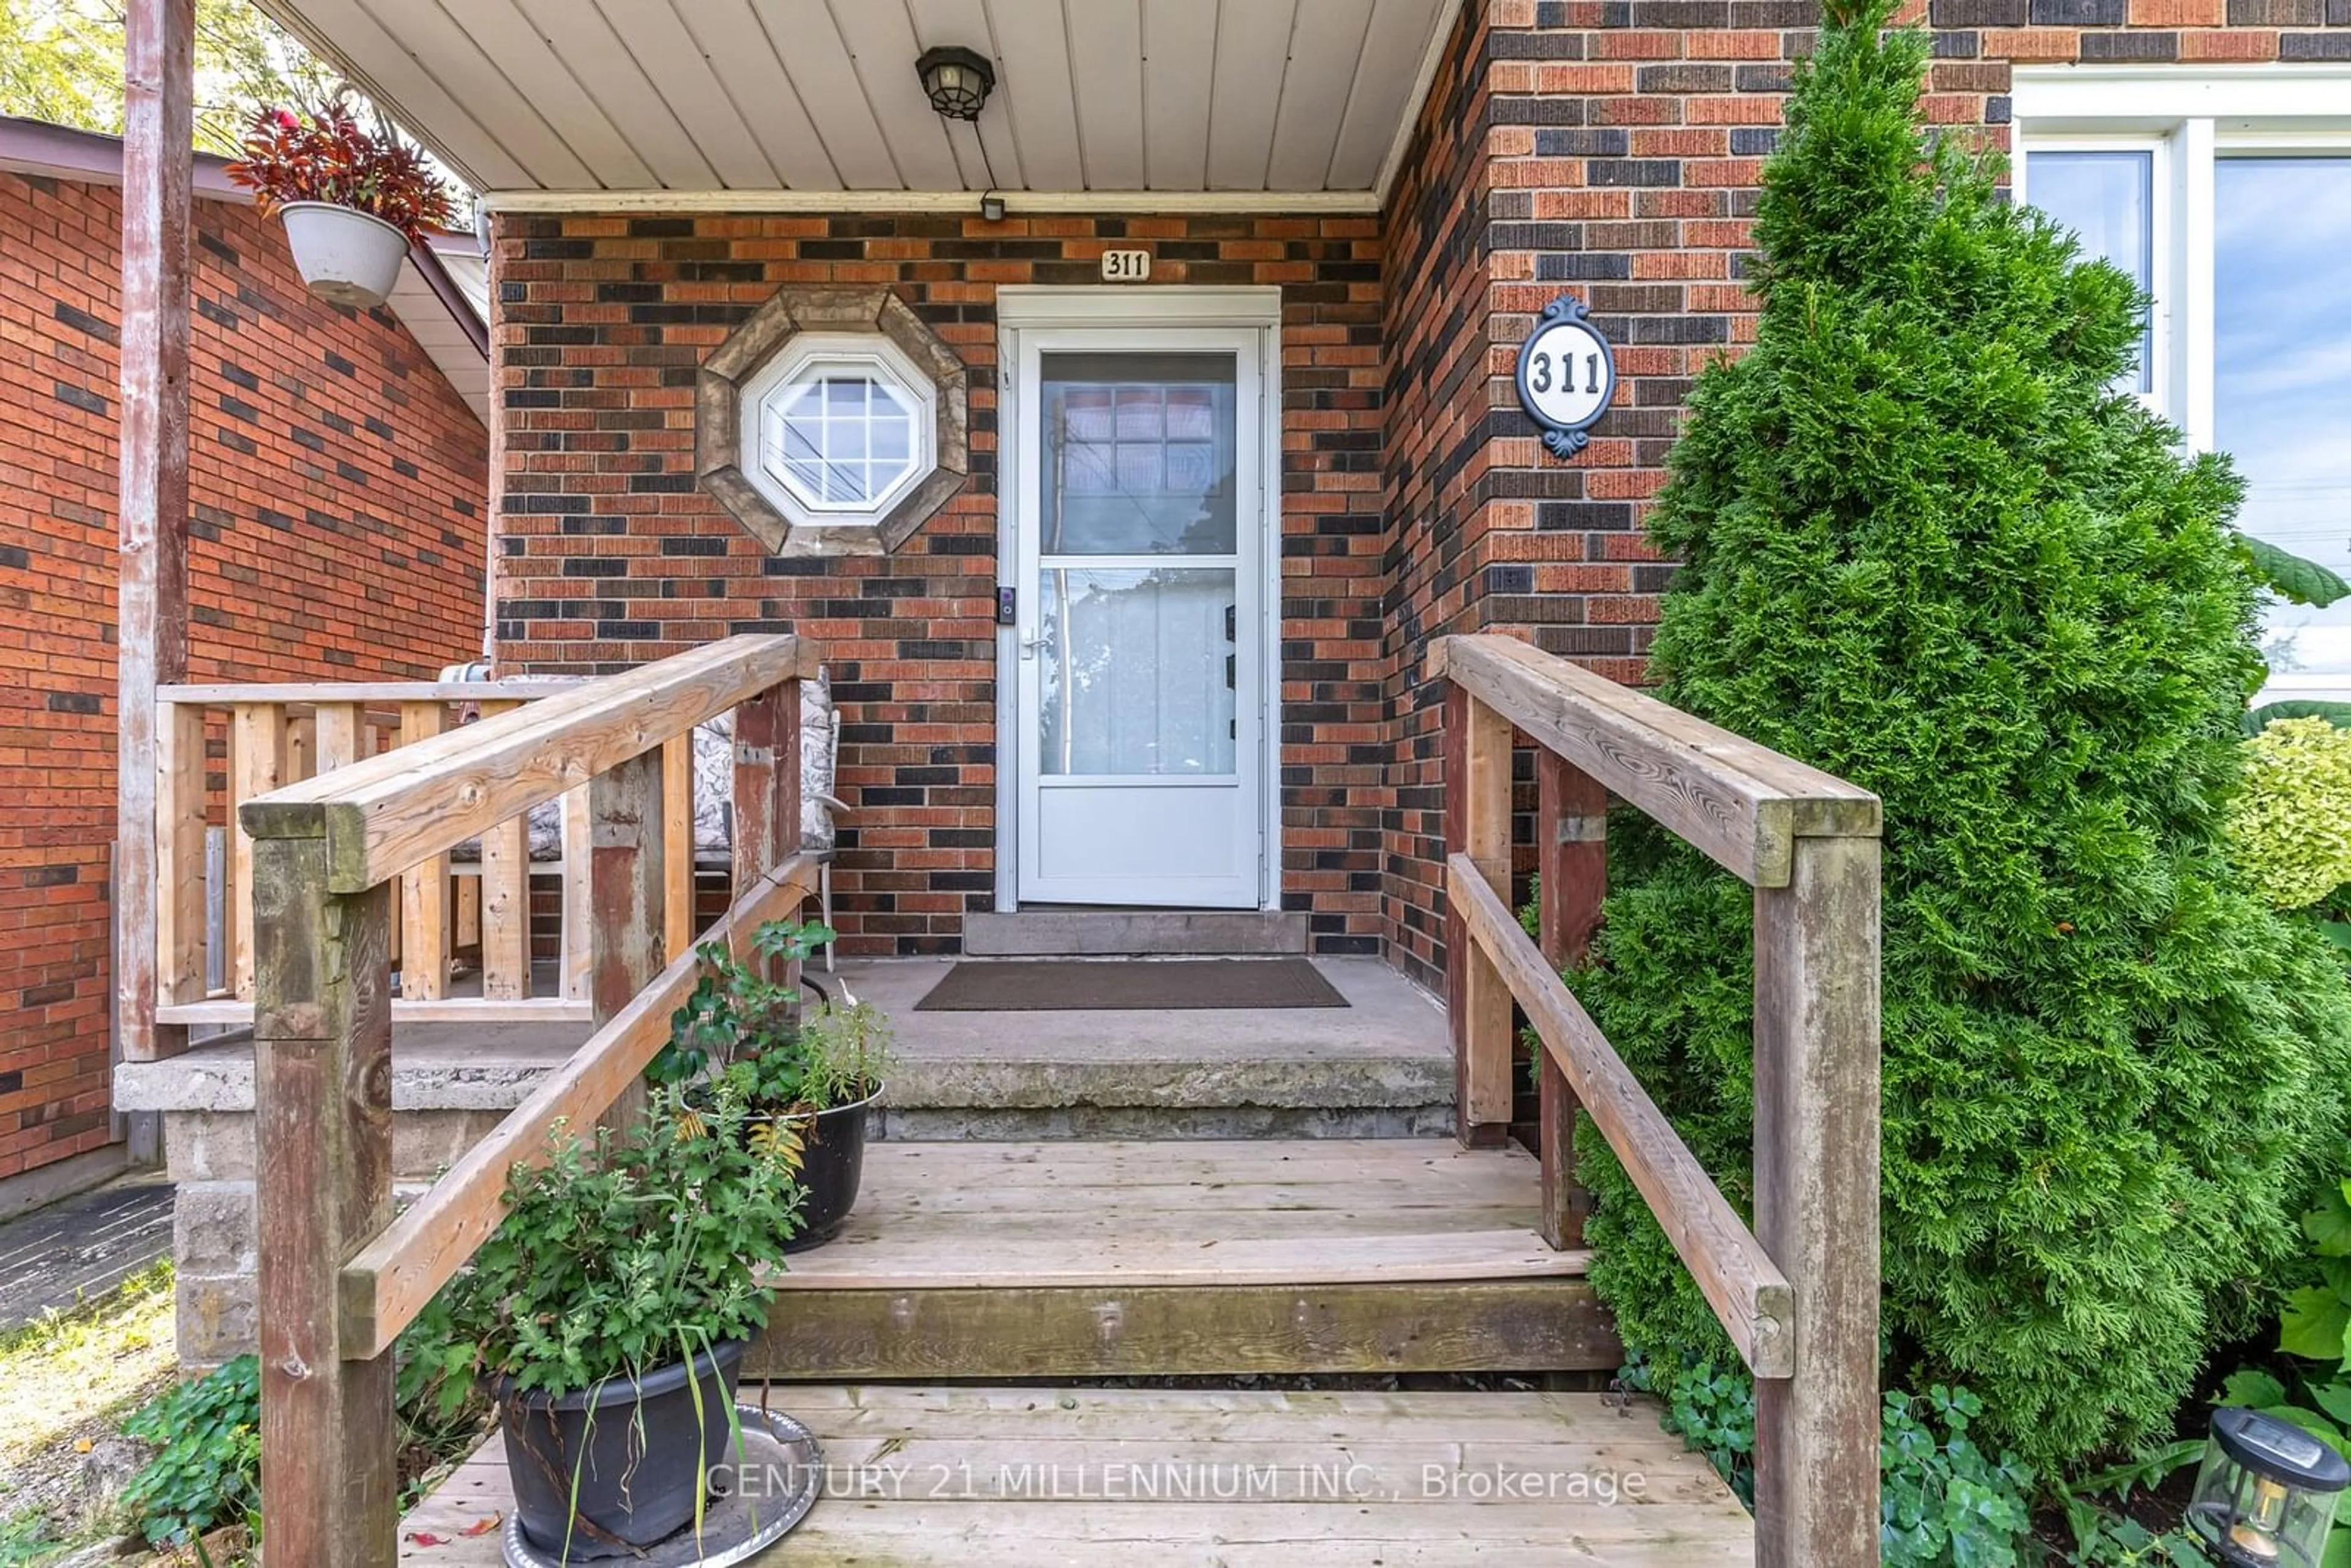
[
  {"xmin": 737, "ymin": 332, "xmax": 938, "ymax": 533},
  {"xmin": 2017, "ymin": 67, "xmax": 2351, "ymax": 689}
]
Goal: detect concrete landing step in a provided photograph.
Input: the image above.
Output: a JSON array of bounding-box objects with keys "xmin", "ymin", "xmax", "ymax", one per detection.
[
  {"xmin": 403, "ymin": 1387, "xmax": 1754, "ymax": 1566},
  {"xmin": 964, "ymin": 909, "xmax": 1310, "ymax": 956},
  {"xmin": 752, "ymin": 1139, "xmax": 1618, "ymax": 1379},
  {"xmin": 843, "ymin": 956, "xmax": 1455, "ymax": 1139}
]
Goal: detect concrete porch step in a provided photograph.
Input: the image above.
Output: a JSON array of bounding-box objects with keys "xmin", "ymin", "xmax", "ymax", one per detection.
[
  {"xmin": 963, "ymin": 909, "xmax": 1310, "ymax": 956},
  {"xmin": 404, "ymin": 1386, "xmax": 1753, "ymax": 1566},
  {"xmin": 752, "ymin": 1139, "xmax": 1618, "ymax": 1381},
  {"xmin": 843, "ymin": 956, "xmax": 1454, "ymax": 1140},
  {"xmin": 116, "ymin": 959, "xmax": 1462, "ymax": 1365}
]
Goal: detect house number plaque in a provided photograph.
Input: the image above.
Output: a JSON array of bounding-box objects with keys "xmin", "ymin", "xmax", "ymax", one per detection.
[
  {"xmin": 1515, "ymin": 294, "xmax": 1618, "ymax": 459},
  {"xmin": 1101, "ymin": 249, "xmax": 1152, "ymax": 282}
]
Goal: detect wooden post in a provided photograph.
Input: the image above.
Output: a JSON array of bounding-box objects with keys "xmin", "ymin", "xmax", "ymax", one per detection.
[
  {"xmin": 662, "ymin": 731, "xmax": 695, "ymax": 959},
  {"xmin": 590, "ymin": 750, "xmax": 664, "ymax": 1131},
  {"xmin": 154, "ymin": 700, "xmax": 207, "ymax": 1008},
  {"xmin": 560, "ymin": 786, "xmax": 592, "ymax": 1000},
  {"xmin": 1535, "ymin": 750, "xmax": 1605, "ymax": 1250},
  {"xmin": 114, "ymin": 0, "xmax": 193, "ymax": 1059},
  {"xmin": 1443, "ymin": 684, "xmax": 1513, "ymax": 1148},
  {"xmin": 285, "ymin": 712, "xmax": 317, "ymax": 784},
  {"xmin": 1751, "ymin": 834, "xmax": 1882, "ymax": 1568},
  {"xmin": 230, "ymin": 703, "xmax": 286, "ymax": 1000},
  {"xmin": 314, "ymin": 702, "xmax": 363, "ymax": 774},
  {"xmin": 476, "ymin": 701, "xmax": 530, "ymax": 999},
  {"xmin": 732, "ymin": 683, "xmax": 801, "ymax": 976},
  {"xmin": 372, "ymin": 718, "xmax": 400, "ymax": 972},
  {"xmin": 250, "ymin": 838, "xmax": 396, "ymax": 1567},
  {"xmin": 397, "ymin": 703, "xmax": 449, "ymax": 999}
]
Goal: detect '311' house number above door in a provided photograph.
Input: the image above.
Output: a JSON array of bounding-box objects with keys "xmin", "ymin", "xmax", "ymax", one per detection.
[{"xmin": 1515, "ymin": 295, "xmax": 1618, "ymax": 459}]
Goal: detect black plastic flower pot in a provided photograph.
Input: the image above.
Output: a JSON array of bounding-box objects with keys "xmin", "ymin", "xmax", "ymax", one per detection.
[
  {"xmin": 770, "ymin": 1087, "xmax": 877, "ymax": 1253},
  {"xmin": 494, "ymin": 1335, "xmax": 749, "ymax": 1561}
]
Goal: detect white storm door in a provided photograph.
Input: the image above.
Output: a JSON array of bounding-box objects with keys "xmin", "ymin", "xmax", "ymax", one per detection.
[{"xmin": 1012, "ymin": 328, "xmax": 1265, "ymax": 908}]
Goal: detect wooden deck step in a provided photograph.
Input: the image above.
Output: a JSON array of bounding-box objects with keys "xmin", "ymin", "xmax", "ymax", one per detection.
[
  {"xmin": 400, "ymin": 1386, "xmax": 1754, "ymax": 1566},
  {"xmin": 757, "ymin": 1140, "xmax": 1621, "ymax": 1379}
]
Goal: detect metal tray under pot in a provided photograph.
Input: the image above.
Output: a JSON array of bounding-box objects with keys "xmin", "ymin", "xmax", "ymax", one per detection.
[{"xmin": 502, "ymin": 1400, "xmax": 823, "ymax": 1568}]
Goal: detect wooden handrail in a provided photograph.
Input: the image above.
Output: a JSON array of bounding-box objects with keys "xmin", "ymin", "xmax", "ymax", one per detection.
[
  {"xmin": 1433, "ymin": 631, "xmax": 1881, "ymax": 1567},
  {"xmin": 161, "ymin": 680, "xmax": 588, "ymax": 704},
  {"xmin": 242, "ymin": 634, "xmax": 819, "ymax": 890},
  {"xmin": 1449, "ymin": 855, "xmax": 1794, "ymax": 1376},
  {"xmin": 337, "ymin": 851, "xmax": 822, "ymax": 1360},
  {"xmin": 1430, "ymin": 634, "xmax": 1877, "ymax": 888},
  {"xmin": 152, "ymin": 680, "xmax": 710, "ymax": 1029},
  {"xmin": 246, "ymin": 637, "xmax": 820, "ymax": 1566}
]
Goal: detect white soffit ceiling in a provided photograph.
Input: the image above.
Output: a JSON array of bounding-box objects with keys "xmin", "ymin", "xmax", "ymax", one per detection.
[{"xmin": 253, "ymin": 0, "xmax": 1460, "ymax": 205}]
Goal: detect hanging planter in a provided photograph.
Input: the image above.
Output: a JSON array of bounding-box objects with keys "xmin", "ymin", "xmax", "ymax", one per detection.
[
  {"xmin": 223, "ymin": 99, "xmax": 457, "ymax": 310},
  {"xmin": 273, "ymin": 201, "xmax": 408, "ymax": 307}
]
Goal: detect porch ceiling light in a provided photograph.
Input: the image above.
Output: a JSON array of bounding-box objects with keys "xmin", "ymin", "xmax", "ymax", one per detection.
[{"xmin": 917, "ymin": 46, "xmax": 995, "ymax": 121}]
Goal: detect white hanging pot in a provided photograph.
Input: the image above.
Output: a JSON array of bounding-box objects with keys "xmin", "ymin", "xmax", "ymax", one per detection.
[{"xmin": 277, "ymin": 201, "xmax": 408, "ymax": 308}]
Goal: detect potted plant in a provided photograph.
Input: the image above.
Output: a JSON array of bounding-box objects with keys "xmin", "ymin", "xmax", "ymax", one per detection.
[
  {"xmin": 649, "ymin": 919, "xmax": 894, "ymax": 1250},
  {"xmin": 430, "ymin": 1081, "xmax": 800, "ymax": 1559},
  {"xmin": 223, "ymin": 98, "xmax": 456, "ymax": 308}
]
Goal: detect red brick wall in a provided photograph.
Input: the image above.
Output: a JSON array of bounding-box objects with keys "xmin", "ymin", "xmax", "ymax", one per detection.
[
  {"xmin": 1377, "ymin": 0, "xmax": 2345, "ymax": 989},
  {"xmin": 0, "ymin": 171, "xmax": 487, "ymax": 1182},
  {"xmin": 1383, "ymin": 0, "xmax": 1502, "ymax": 989},
  {"xmin": 490, "ymin": 214, "xmax": 1383, "ymax": 956}
]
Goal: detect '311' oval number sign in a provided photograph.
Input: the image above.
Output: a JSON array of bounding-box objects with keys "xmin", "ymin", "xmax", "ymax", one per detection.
[{"xmin": 1515, "ymin": 294, "xmax": 1617, "ymax": 459}]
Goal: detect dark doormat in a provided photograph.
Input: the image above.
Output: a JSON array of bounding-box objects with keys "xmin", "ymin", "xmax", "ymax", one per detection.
[{"xmin": 914, "ymin": 958, "xmax": 1348, "ymax": 1011}]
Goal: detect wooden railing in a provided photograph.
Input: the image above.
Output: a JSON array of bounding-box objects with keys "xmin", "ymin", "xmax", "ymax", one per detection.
[
  {"xmin": 132, "ymin": 678, "xmax": 708, "ymax": 1051},
  {"xmin": 238, "ymin": 634, "xmax": 822, "ymax": 1567},
  {"xmin": 1432, "ymin": 633, "xmax": 1883, "ymax": 1568}
]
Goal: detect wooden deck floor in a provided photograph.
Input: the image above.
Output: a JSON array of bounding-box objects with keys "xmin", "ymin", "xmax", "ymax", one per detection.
[
  {"xmin": 400, "ymin": 1386, "xmax": 1755, "ymax": 1566},
  {"xmin": 746, "ymin": 1139, "xmax": 1621, "ymax": 1380},
  {"xmin": 773, "ymin": 1139, "xmax": 1586, "ymax": 1290}
]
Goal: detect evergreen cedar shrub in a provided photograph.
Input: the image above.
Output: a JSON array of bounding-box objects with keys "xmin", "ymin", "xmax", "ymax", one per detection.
[{"xmin": 1571, "ymin": 0, "xmax": 2351, "ymax": 1469}]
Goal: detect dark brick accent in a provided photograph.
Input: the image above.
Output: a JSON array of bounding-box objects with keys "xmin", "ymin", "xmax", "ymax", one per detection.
[
  {"xmin": 2079, "ymin": 29, "xmax": 2178, "ymax": 56},
  {"xmin": 2030, "ymin": 0, "xmax": 2128, "ymax": 21},
  {"xmin": 2280, "ymin": 28, "xmax": 2351, "ymax": 52},
  {"xmin": 1589, "ymin": 160, "xmax": 1684, "ymax": 186},
  {"xmin": 1637, "ymin": 64, "xmax": 1735, "ymax": 91},
  {"xmin": 52, "ymin": 301, "xmax": 117, "ymax": 345},
  {"xmin": 1932, "ymin": 0, "xmax": 2027, "ymax": 21}
]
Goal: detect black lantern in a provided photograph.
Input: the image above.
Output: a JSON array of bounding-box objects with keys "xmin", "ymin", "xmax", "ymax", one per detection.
[
  {"xmin": 917, "ymin": 46, "xmax": 995, "ymax": 122},
  {"xmin": 2188, "ymin": 1407, "xmax": 2351, "ymax": 1566}
]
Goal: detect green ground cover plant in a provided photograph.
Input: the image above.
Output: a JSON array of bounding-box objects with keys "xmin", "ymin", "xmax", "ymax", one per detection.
[
  {"xmin": 110, "ymin": 1304, "xmax": 497, "ymax": 1551},
  {"xmin": 1622, "ymin": 1353, "xmax": 2041, "ymax": 1566},
  {"xmin": 1569, "ymin": 0, "xmax": 2351, "ymax": 1477},
  {"xmin": 118, "ymin": 1355, "xmax": 261, "ymax": 1547}
]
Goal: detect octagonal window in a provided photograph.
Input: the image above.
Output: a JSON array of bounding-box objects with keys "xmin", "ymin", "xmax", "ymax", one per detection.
[{"xmin": 739, "ymin": 332, "xmax": 937, "ymax": 531}]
